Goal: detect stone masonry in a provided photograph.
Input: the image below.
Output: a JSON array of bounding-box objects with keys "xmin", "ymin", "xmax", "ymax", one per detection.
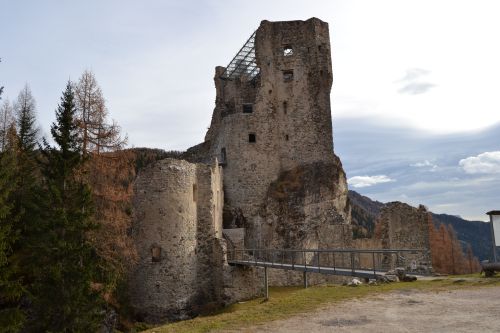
[
  {"xmin": 186, "ymin": 18, "xmax": 351, "ymax": 251},
  {"xmin": 128, "ymin": 18, "xmax": 354, "ymax": 323},
  {"xmin": 375, "ymin": 202, "xmax": 432, "ymax": 272},
  {"xmin": 128, "ymin": 158, "xmax": 225, "ymax": 323}
]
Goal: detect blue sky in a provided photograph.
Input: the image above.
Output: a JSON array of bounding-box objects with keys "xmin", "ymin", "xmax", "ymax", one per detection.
[{"xmin": 1, "ymin": 0, "xmax": 499, "ymax": 220}]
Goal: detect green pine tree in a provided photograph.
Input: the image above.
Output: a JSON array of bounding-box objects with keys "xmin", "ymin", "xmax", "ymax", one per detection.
[
  {"xmin": 28, "ymin": 82, "xmax": 106, "ymax": 332},
  {"xmin": 12, "ymin": 84, "xmax": 40, "ymax": 238},
  {"xmin": 15, "ymin": 84, "xmax": 39, "ymax": 153},
  {"xmin": 0, "ymin": 125, "xmax": 26, "ymax": 332}
]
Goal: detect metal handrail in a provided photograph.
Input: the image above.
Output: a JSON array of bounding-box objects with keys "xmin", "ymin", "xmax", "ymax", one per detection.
[
  {"xmin": 230, "ymin": 248, "xmax": 424, "ymax": 254},
  {"xmin": 227, "ymin": 247, "xmax": 430, "ymax": 278}
]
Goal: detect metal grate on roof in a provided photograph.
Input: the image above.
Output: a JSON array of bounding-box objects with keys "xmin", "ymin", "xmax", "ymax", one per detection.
[{"xmin": 221, "ymin": 31, "xmax": 260, "ymax": 80}]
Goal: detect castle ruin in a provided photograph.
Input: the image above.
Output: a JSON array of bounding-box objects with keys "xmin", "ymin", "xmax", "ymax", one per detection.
[{"xmin": 128, "ymin": 18, "xmax": 353, "ymax": 323}]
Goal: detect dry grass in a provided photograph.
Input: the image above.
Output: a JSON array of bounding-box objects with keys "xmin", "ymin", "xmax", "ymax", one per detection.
[{"xmin": 138, "ymin": 274, "xmax": 500, "ymax": 333}]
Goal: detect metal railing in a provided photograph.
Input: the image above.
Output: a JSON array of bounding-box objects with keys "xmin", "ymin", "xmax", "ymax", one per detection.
[{"xmin": 228, "ymin": 248, "xmax": 431, "ymax": 278}]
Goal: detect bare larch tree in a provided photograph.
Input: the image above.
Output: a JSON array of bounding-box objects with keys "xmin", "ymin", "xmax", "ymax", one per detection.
[
  {"xmin": 74, "ymin": 70, "xmax": 127, "ymax": 155},
  {"xmin": 0, "ymin": 99, "xmax": 14, "ymax": 152}
]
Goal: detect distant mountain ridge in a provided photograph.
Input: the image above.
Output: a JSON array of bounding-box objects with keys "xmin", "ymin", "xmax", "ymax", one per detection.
[{"xmin": 348, "ymin": 190, "xmax": 493, "ymax": 260}]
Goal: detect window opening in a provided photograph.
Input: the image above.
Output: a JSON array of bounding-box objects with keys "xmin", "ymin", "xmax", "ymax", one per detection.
[
  {"xmin": 221, "ymin": 148, "xmax": 227, "ymax": 164},
  {"xmin": 283, "ymin": 101, "xmax": 288, "ymax": 114},
  {"xmin": 283, "ymin": 70, "xmax": 294, "ymax": 82},
  {"xmin": 151, "ymin": 245, "xmax": 161, "ymax": 262},
  {"xmin": 248, "ymin": 133, "xmax": 256, "ymax": 143},
  {"xmin": 242, "ymin": 104, "xmax": 253, "ymax": 113},
  {"xmin": 285, "ymin": 134, "xmax": 289, "ymax": 141},
  {"xmin": 283, "ymin": 45, "xmax": 293, "ymax": 56}
]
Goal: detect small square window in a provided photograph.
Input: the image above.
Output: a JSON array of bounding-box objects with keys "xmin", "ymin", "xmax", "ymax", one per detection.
[
  {"xmin": 151, "ymin": 245, "xmax": 161, "ymax": 263},
  {"xmin": 283, "ymin": 70, "xmax": 294, "ymax": 82},
  {"xmin": 242, "ymin": 104, "xmax": 253, "ymax": 113},
  {"xmin": 283, "ymin": 45, "xmax": 293, "ymax": 56},
  {"xmin": 248, "ymin": 133, "xmax": 256, "ymax": 143}
]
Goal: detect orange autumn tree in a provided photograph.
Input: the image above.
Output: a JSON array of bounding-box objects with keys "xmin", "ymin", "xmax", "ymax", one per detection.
[
  {"xmin": 428, "ymin": 214, "xmax": 481, "ymax": 274},
  {"xmin": 72, "ymin": 70, "xmax": 134, "ymax": 289}
]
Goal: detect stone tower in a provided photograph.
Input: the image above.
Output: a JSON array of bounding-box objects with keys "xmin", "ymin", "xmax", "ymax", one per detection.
[
  {"xmin": 128, "ymin": 159, "xmax": 225, "ymax": 322},
  {"xmin": 186, "ymin": 18, "xmax": 352, "ymax": 250},
  {"xmin": 128, "ymin": 18, "xmax": 353, "ymax": 323}
]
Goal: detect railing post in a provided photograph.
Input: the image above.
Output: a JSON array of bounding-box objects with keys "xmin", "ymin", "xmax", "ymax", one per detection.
[
  {"xmin": 303, "ymin": 271, "xmax": 308, "ymax": 288},
  {"xmin": 304, "ymin": 251, "xmax": 307, "ymax": 271},
  {"xmin": 372, "ymin": 251, "xmax": 376, "ymax": 279},
  {"xmin": 264, "ymin": 267, "xmax": 269, "ymax": 300},
  {"xmin": 317, "ymin": 251, "xmax": 320, "ymax": 273},
  {"xmin": 351, "ymin": 252, "xmax": 355, "ymax": 275},
  {"xmin": 292, "ymin": 251, "xmax": 295, "ymax": 269}
]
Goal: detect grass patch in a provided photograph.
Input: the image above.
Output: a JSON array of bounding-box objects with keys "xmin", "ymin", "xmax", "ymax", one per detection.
[{"xmin": 142, "ymin": 276, "xmax": 500, "ymax": 333}]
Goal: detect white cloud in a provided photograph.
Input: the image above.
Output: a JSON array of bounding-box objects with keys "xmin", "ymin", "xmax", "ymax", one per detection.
[
  {"xmin": 397, "ymin": 68, "xmax": 430, "ymax": 82},
  {"xmin": 459, "ymin": 151, "xmax": 500, "ymax": 174},
  {"xmin": 410, "ymin": 160, "xmax": 438, "ymax": 171},
  {"xmin": 396, "ymin": 68, "xmax": 436, "ymax": 95},
  {"xmin": 347, "ymin": 175, "xmax": 394, "ymax": 188}
]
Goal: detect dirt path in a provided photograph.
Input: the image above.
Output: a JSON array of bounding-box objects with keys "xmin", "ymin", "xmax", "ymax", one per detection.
[{"xmin": 226, "ymin": 286, "xmax": 500, "ymax": 333}]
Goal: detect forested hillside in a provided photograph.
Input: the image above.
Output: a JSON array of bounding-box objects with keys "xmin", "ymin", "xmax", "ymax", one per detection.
[{"xmin": 348, "ymin": 190, "xmax": 492, "ymax": 261}]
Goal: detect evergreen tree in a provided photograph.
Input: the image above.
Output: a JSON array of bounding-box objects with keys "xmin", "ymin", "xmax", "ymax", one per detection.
[
  {"xmin": 28, "ymin": 82, "xmax": 106, "ymax": 332},
  {"xmin": 0, "ymin": 125, "xmax": 26, "ymax": 332},
  {"xmin": 14, "ymin": 84, "xmax": 39, "ymax": 153},
  {"xmin": 11, "ymin": 85, "xmax": 40, "ymax": 238}
]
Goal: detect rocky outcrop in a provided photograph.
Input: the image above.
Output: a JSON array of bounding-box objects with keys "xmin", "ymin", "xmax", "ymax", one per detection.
[{"xmin": 256, "ymin": 159, "xmax": 351, "ymax": 250}]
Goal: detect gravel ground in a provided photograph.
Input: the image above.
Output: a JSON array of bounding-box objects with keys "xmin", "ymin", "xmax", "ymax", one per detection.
[{"xmin": 225, "ymin": 286, "xmax": 500, "ymax": 333}]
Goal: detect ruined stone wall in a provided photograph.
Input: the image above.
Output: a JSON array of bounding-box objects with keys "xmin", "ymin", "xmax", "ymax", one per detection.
[
  {"xmin": 128, "ymin": 158, "xmax": 226, "ymax": 323},
  {"xmin": 376, "ymin": 203, "xmax": 431, "ymax": 251},
  {"xmin": 127, "ymin": 18, "xmax": 355, "ymax": 322},
  {"xmin": 374, "ymin": 202, "xmax": 432, "ymax": 271},
  {"xmin": 128, "ymin": 157, "xmax": 263, "ymax": 323},
  {"xmin": 351, "ymin": 238, "xmax": 384, "ymax": 269},
  {"xmin": 198, "ymin": 18, "xmax": 351, "ymax": 250}
]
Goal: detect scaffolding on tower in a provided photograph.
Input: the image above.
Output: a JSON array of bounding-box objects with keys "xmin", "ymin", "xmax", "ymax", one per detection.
[{"xmin": 221, "ymin": 31, "xmax": 260, "ymax": 80}]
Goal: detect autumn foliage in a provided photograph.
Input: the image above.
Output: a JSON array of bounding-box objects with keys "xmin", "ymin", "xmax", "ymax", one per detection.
[
  {"xmin": 86, "ymin": 151, "xmax": 138, "ymax": 282},
  {"xmin": 428, "ymin": 214, "xmax": 481, "ymax": 274}
]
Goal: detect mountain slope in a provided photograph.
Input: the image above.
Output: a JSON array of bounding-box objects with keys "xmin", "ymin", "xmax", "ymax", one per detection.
[{"xmin": 348, "ymin": 190, "xmax": 493, "ymax": 260}]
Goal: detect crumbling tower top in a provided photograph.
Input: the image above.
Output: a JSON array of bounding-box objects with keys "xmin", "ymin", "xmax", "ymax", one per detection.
[{"xmin": 220, "ymin": 31, "xmax": 259, "ymax": 80}]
